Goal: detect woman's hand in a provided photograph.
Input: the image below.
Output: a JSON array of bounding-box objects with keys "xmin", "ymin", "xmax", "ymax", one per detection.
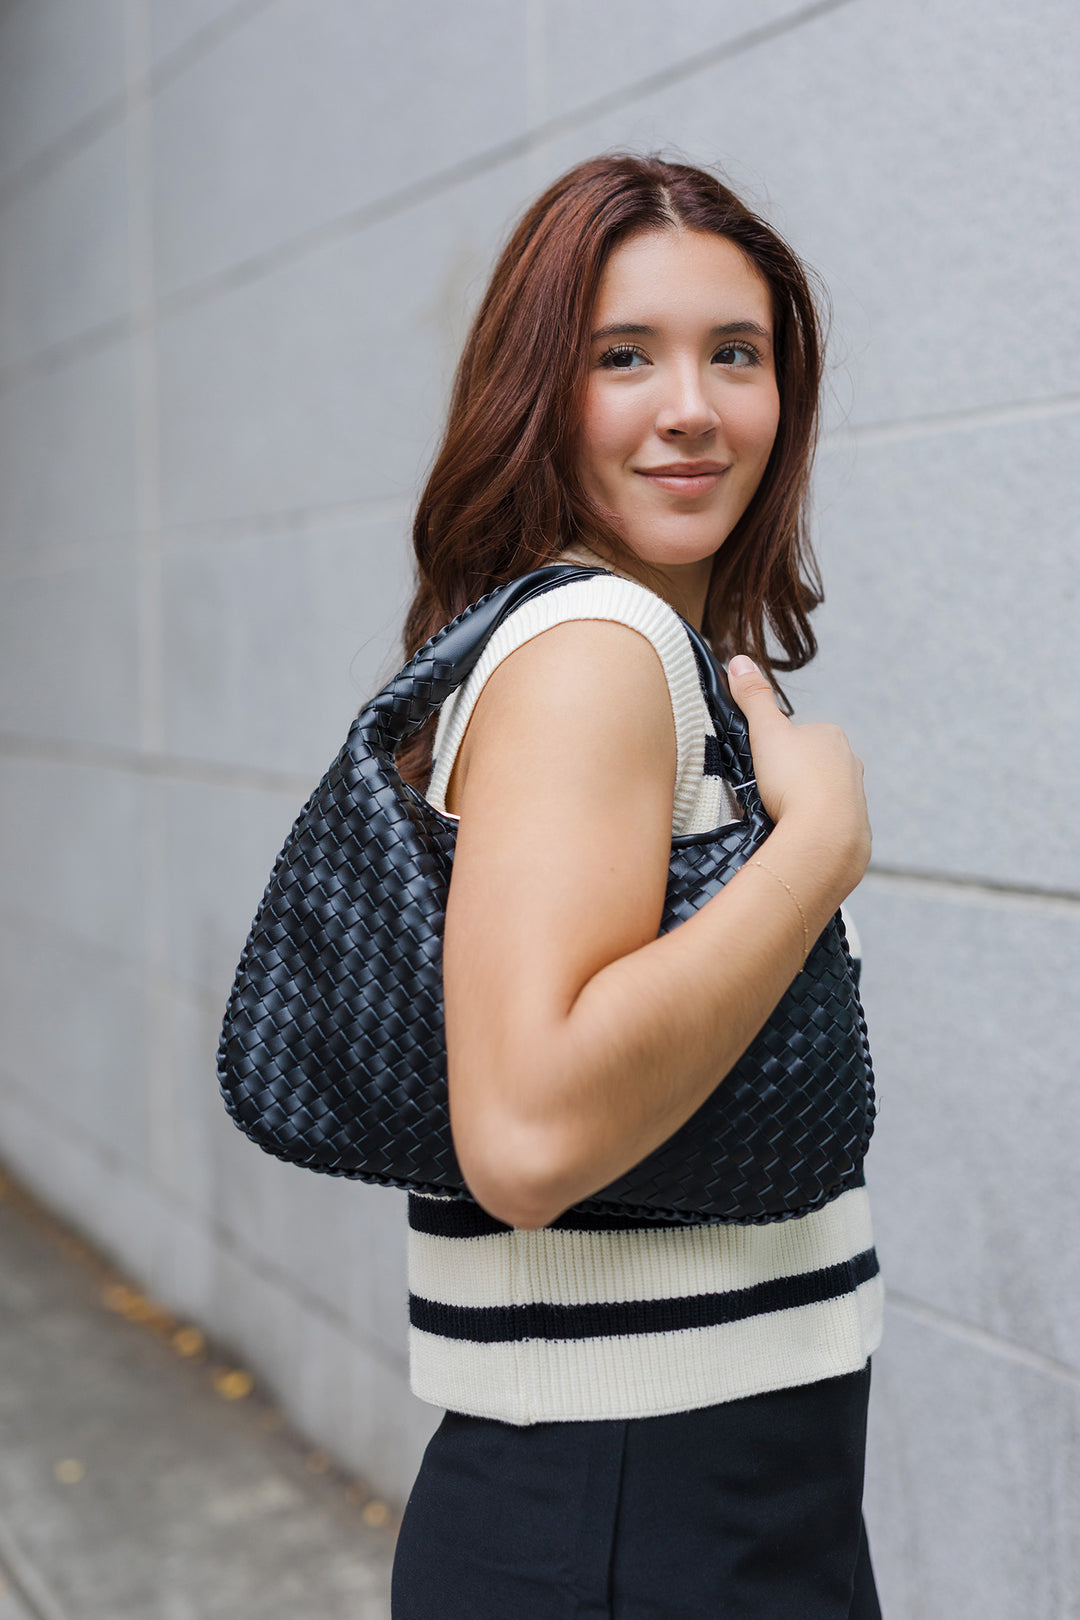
[{"xmin": 725, "ymin": 655, "xmax": 871, "ymax": 896}]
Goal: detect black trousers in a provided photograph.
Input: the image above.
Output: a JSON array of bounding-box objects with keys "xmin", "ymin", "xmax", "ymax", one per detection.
[{"xmin": 393, "ymin": 1363, "xmax": 881, "ymax": 1618}]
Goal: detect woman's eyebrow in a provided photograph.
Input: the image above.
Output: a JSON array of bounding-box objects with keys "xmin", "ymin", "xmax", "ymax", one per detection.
[
  {"xmin": 591, "ymin": 322, "xmax": 656, "ymax": 340},
  {"xmin": 712, "ymin": 320, "xmax": 771, "ymax": 340},
  {"xmin": 590, "ymin": 319, "xmax": 772, "ymax": 341}
]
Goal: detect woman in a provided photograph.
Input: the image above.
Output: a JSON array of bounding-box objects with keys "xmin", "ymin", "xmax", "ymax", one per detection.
[{"xmin": 391, "ymin": 155, "xmax": 882, "ymax": 1619}]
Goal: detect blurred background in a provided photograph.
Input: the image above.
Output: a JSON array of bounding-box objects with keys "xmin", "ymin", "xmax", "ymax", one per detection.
[{"xmin": 0, "ymin": 1, "xmax": 1077, "ymax": 1615}]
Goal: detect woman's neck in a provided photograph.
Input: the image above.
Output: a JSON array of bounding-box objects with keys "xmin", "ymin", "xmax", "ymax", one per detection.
[{"xmin": 558, "ymin": 541, "xmax": 711, "ymax": 631}]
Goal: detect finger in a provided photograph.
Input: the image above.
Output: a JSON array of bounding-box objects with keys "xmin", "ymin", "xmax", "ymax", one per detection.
[{"xmin": 726, "ymin": 656, "xmax": 786, "ymax": 727}]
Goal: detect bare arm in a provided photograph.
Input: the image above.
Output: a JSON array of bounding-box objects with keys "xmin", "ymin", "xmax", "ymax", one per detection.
[{"xmin": 442, "ymin": 621, "xmax": 870, "ymax": 1230}]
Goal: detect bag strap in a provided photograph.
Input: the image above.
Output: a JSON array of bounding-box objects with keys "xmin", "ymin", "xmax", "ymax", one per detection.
[{"xmin": 678, "ymin": 619, "xmax": 771, "ymax": 835}]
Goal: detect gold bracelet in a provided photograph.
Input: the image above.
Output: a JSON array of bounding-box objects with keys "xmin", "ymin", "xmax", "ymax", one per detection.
[{"xmin": 750, "ymin": 859, "xmax": 810, "ymax": 968}]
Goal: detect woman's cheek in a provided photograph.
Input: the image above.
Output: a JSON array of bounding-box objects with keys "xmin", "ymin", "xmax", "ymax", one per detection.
[
  {"xmin": 580, "ymin": 388, "xmax": 624, "ymax": 466},
  {"xmin": 747, "ymin": 386, "xmax": 781, "ymax": 460}
]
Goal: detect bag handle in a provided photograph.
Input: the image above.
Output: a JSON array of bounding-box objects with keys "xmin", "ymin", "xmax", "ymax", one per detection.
[
  {"xmin": 357, "ymin": 566, "xmax": 607, "ymax": 756},
  {"xmin": 357, "ymin": 563, "xmax": 771, "ymax": 835}
]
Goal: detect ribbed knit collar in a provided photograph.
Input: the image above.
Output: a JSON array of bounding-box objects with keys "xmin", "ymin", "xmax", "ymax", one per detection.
[{"xmin": 559, "ymin": 539, "xmax": 665, "ymax": 591}]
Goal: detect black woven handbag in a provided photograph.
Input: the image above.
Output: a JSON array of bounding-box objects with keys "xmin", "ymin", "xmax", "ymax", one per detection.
[{"xmin": 218, "ymin": 564, "xmax": 875, "ymax": 1224}]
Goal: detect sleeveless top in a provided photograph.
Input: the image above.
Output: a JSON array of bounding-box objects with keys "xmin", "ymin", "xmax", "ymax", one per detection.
[{"xmin": 408, "ymin": 545, "xmax": 883, "ymax": 1425}]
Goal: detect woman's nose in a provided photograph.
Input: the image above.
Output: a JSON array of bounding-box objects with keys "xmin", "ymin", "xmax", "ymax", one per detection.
[{"xmin": 655, "ymin": 366, "xmax": 721, "ymax": 439}]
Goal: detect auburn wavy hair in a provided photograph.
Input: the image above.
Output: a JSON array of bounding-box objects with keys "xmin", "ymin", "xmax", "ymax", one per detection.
[{"xmin": 398, "ymin": 153, "xmax": 825, "ymax": 787}]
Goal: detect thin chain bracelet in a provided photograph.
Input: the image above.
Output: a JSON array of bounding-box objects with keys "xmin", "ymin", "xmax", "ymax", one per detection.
[{"xmin": 750, "ymin": 859, "xmax": 810, "ymax": 968}]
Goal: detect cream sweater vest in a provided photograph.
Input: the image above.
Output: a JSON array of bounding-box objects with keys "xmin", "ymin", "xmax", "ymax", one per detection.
[{"xmin": 409, "ymin": 548, "xmax": 882, "ymax": 1425}]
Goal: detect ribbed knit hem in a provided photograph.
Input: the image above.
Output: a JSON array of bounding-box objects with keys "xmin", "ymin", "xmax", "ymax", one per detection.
[
  {"xmin": 407, "ymin": 1187, "xmax": 884, "ymax": 1426},
  {"xmin": 409, "ymin": 1277, "xmax": 884, "ymax": 1426}
]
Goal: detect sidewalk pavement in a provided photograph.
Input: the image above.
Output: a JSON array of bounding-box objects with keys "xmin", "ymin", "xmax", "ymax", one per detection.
[{"xmin": 0, "ymin": 1168, "xmax": 396, "ymax": 1619}]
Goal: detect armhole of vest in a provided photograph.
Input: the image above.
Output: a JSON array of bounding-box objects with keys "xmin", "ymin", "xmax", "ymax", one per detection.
[{"xmin": 425, "ymin": 575, "xmax": 708, "ymax": 831}]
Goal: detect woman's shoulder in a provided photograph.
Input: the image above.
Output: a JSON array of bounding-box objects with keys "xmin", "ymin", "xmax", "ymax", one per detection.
[
  {"xmin": 471, "ymin": 545, "xmax": 704, "ymax": 723},
  {"xmin": 427, "ymin": 547, "xmax": 710, "ymax": 825}
]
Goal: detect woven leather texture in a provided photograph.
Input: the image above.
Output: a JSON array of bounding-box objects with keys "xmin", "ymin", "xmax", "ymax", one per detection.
[{"xmin": 217, "ymin": 565, "xmax": 875, "ymax": 1224}]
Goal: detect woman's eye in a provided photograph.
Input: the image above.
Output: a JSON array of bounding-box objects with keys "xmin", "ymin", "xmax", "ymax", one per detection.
[
  {"xmin": 599, "ymin": 344, "xmax": 649, "ymax": 371},
  {"xmin": 713, "ymin": 342, "xmax": 760, "ymax": 368}
]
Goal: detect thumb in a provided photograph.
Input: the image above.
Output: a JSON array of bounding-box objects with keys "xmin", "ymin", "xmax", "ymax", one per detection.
[{"xmin": 726, "ymin": 655, "xmax": 782, "ymax": 722}]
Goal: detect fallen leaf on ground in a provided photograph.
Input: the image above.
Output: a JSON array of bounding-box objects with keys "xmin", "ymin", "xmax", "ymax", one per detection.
[{"xmin": 213, "ymin": 1368, "xmax": 254, "ymax": 1401}]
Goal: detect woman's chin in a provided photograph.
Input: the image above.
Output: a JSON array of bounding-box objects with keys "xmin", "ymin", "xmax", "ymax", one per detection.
[{"xmin": 621, "ymin": 525, "xmax": 728, "ymax": 573}]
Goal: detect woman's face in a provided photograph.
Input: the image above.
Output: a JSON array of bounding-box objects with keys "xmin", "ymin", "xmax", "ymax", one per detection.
[{"xmin": 577, "ymin": 228, "xmax": 780, "ymax": 598}]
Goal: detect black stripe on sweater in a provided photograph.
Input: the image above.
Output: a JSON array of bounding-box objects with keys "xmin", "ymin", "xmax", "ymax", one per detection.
[
  {"xmin": 408, "ymin": 1195, "xmax": 691, "ymax": 1239},
  {"xmin": 409, "ymin": 1248, "xmax": 879, "ymax": 1343},
  {"xmin": 408, "ymin": 1174, "xmax": 868, "ymax": 1242},
  {"xmin": 703, "ymin": 732, "xmax": 723, "ymax": 776}
]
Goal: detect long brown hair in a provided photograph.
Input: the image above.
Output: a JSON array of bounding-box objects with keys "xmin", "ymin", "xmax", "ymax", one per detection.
[{"xmin": 399, "ymin": 153, "xmax": 825, "ymax": 786}]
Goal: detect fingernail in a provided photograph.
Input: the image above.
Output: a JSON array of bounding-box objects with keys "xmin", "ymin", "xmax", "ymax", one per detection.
[{"xmin": 727, "ymin": 656, "xmax": 758, "ymax": 678}]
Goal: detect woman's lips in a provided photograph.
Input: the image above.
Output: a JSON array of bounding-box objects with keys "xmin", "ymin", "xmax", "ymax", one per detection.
[{"xmin": 636, "ymin": 464, "xmax": 728, "ymax": 497}]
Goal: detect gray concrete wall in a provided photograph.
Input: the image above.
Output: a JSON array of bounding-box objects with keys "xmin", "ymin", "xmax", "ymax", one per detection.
[{"xmin": 0, "ymin": 0, "xmax": 1076, "ymax": 1609}]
